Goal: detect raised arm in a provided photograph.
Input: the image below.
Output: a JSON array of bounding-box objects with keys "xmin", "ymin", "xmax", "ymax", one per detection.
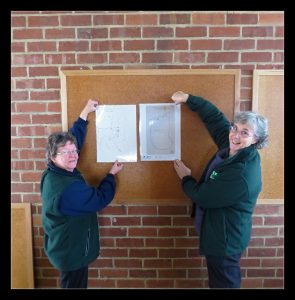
[
  {"xmin": 172, "ymin": 91, "xmax": 230, "ymax": 150},
  {"xmin": 80, "ymin": 99, "xmax": 99, "ymax": 121},
  {"xmin": 70, "ymin": 99, "xmax": 99, "ymax": 150}
]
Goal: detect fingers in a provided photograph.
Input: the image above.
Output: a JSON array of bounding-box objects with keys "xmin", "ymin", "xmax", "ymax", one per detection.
[
  {"xmin": 114, "ymin": 160, "xmax": 123, "ymax": 169},
  {"xmin": 115, "ymin": 160, "xmax": 122, "ymax": 167},
  {"xmin": 90, "ymin": 99, "xmax": 99, "ymax": 107},
  {"xmin": 174, "ymin": 159, "xmax": 182, "ymax": 168},
  {"xmin": 171, "ymin": 93, "xmax": 179, "ymax": 103},
  {"xmin": 109, "ymin": 160, "xmax": 124, "ymax": 175},
  {"xmin": 171, "ymin": 91, "xmax": 188, "ymax": 104},
  {"xmin": 171, "ymin": 93, "xmax": 183, "ymax": 105},
  {"xmin": 171, "ymin": 91, "xmax": 181, "ymax": 101},
  {"xmin": 86, "ymin": 99, "xmax": 99, "ymax": 113}
]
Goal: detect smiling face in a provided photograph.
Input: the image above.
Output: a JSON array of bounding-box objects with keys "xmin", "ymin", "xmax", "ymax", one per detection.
[
  {"xmin": 229, "ymin": 122, "xmax": 257, "ymax": 156},
  {"xmin": 51, "ymin": 141, "xmax": 79, "ymax": 172}
]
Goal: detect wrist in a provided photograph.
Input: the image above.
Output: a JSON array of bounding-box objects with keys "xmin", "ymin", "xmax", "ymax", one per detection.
[
  {"xmin": 79, "ymin": 110, "xmax": 88, "ymax": 121},
  {"xmin": 183, "ymin": 93, "xmax": 189, "ymax": 103}
]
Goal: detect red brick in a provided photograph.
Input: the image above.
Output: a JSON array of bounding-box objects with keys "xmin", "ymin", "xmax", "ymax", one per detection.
[
  {"xmin": 45, "ymin": 28, "xmax": 75, "ymax": 39},
  {"xmin": 192, "ymin": 39, "xmax": 221, "ymax": 50},
  {"xmin": 15, "ymin": 79, "xmax": 45, "ymax": 89},
  {"xmin": 259, "ymin": 13, "xmax": 284, "ymax": 25},
  {"xmin": 114, "ymin": 259, "xmax": 142, "ymax": 268},
  {"xmin": 60, "ymin": 15, "xmax": 91, "ymax": 26},
  {"xmin": 243, "ymin": 26, "xmax": 273, "ymax": 37},
  {"xmin": 78, "ymin": 28, "xmax": 108, "ymax": 39},
  {"xmin": 77, "ymin": 53, "xmax": 107, "ymax": 64},
  {"xmin": 242, "ymin": 52, "xmax": 272, "ymax": 62},
  {"xmin": 30, "ymin": 91, "xmax": 60, "ymax": 100},
  {"xmin": 12, "ymin": 54, "xmax": 44, "ymax": 65},
  {"xmin": 176, "ymin": 27, "xmax": 207, "ymax": 37},
  {"xmin": 142, "ymin": 53, "xmax": 173, "ymax": 63},
  {"xmin": 29, "ymin": 66, "xmax": 59, "ymax": 77},
  {"xmin": 143, "ymin": 216, "xmax": 171, "ymax": 226},
  {"xmin": 227, "ymin": 13, "xmax": 258, "ymax": 24},
  {"xmin": 192, "ymin": 13, "xmax": 225, "ymax": 25},
  {"xmin": 27, "ymin": 41, "xmax": 57, "ymax": 52},
  {"xmin": 157, "ymin": 39, "xmax": 188, "ymax": 50},
  {"xmin": 91, "ymin": 40, "xmax": 122, "ymax": 51},
  {"xmin": 126, "ymin": 14, "xmax": 157, "ymax": 25},
  {"xmin": 160, "ymin": 13, "xmax": 190, "ymax": 24},
  {"xmin": 11, "ymin": 16, "xmax": 26, "ymax": 27},
  {"xmin": 128, "ymin": 227, "xmax": 157, "ymax": 236},
  {"xmin": 210, "ymin": 26, "xmax": 240, "ymax": 37},
  {"xmin": 59, "ymin": 41, "xmax": 89, "ymax": 51},
  {"xmin": 257, "ymin": 39, "xmax": 284, "ymax": 50},
  {"xmin": 143, "ymin": 27, "xmax": 173, "ymax": 38},
  {"xmin": 93, "ymin": 14, "xmax": 124, "ymax": 25},
  {"xmin": 11, "ymin": 67, "xmax": 27, "ymax": 77},
  {"xmin": 124, "ymin": 40, "xmax": 154, "ymax": 51},
  {"xmin": 28, "ymin": 16, "xmax": 58, "ymax": 27},
  {"xmin": 13, "ymin": 29, "xmax": 43, "ymax": 39},
  {"xmin": 11, "ymin": 42, "xmax": 25, "ymax": 52},
  {"xmin": 208, "ymin": 52, "xmax": 239, "ymax": 63},
  {"xmin": 109, "ymin": 53, "xmax": 139, "ymax": 64},
  {"xmin": 11, "ymin": 137, "xmax": 32, "ymax": 148},
  {"xmin": 110, "ymin": 27, "xmax": 141, "ymax": 38}
]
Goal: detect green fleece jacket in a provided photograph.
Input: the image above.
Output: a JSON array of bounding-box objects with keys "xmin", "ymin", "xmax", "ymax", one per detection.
[
  {"xmin": 182, "ymin": 95, "xmax": 262, "ymax": 256},
  {"xmin": 41, "ymin": 169, "xmax": 99, "ymax": 272}
]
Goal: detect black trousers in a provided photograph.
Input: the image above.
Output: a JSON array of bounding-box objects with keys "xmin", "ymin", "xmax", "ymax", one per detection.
[
  {"xmin": 205, "ymin": 253, "xmax": 242, "ymax": 289},
  {"xmin": 60, "ymin": 265, "xmax": 88, "ymax": 288}
]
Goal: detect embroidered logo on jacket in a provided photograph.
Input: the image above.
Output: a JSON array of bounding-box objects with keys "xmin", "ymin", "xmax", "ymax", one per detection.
[{"xmin": 210, "ymin": 171, "xmax": 218, "ymax": 179}]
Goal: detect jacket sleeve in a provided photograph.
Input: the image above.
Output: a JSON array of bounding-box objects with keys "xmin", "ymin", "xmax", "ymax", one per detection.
[
  {"xmin": 181, "ymin": 166, "xmax": 248, "ymax": 208},
  {"xmin": 58, "ymin": 174, "xmax": 116, "ymax": 215},
  {"xmin": 69, "ymin": 117, "xmax": 88, "ymax": 151},
  {"xmin": 186, "ymin": 95, "xmax": 230, "ymax": 149}
]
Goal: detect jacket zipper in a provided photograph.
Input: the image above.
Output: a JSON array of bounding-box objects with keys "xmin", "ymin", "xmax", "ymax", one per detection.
[{"xmin": 85, "ymin": 228, "xmax": 90, "ymax": 256}]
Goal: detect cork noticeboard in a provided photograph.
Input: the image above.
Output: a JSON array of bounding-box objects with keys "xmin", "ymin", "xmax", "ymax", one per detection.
[
  {"xmin": 60, "ymin": 69, "xmax": 240, "ymax": 204},
  {"xmin": 11, "ymin": 203, "xmax": 34, "ymax": 288},
  {"xmin": 253, "ymin": 70, "xmax": 284, "ymax": 202}
]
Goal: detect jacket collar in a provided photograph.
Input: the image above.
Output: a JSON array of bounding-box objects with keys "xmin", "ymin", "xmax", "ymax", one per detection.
[
  {"xmin": 222, "ymin": 144, "xmax": 258, "ymax": 166},
  {"xmin": 47, "ymin": 161, "xmax": 80, "ymax": 176}
]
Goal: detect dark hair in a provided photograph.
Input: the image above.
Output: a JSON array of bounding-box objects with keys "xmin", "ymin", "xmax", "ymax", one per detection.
[
  {"xmin": 45, "ymin": 132, "xmax": 77, "ymax": 163},
  {"xmin": 234, "ymin": 111, "xmax": 269, "ymax": 149}
]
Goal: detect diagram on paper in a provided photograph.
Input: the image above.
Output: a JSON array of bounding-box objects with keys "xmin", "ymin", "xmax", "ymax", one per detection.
[
  {"xmin": 139, "ymin": 103, "xmax": 181, "ymax": 161},
  {"xmin": 95, "ymin": 105, "xmax": 137, "ymax": 162}
]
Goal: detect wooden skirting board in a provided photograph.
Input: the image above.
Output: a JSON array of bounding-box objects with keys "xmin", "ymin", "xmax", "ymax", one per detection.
[{"xmin": 11, "ymin": 203, "xmax": 34, "ymax": 288}]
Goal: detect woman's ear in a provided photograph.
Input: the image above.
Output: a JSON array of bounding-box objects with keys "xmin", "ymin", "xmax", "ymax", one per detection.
[{"xmin": 251, "ymin": 136, "xmax": 258, "ymax": 145}]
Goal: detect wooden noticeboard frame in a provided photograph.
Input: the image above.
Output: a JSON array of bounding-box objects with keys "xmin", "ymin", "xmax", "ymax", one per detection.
[
  {"xmin": 11, "ymin": 203, "xmax": 34, "ymax": 288},
  {"xmin": 60, "ymin": 69, "xmax": 240, "ymax": 204},
  {"xmin": 253, "ymin": 70, "xmax": 284, "ymax": 203}
]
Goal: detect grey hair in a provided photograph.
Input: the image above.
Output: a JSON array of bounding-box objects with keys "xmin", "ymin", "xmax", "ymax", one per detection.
[
  {"xmin": 234, "ymin": 111, "xmax": 269, "ymax": 149},
  {"xmin": 45, "ymin": 131, "xmax": 78, "ymax": 163}
]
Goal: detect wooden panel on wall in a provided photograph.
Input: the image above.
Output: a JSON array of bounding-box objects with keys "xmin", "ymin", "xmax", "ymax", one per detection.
[
  {"xmin": 11, "ymin": 203, "xmax": 34, "ymax": 288},
  {"xmin": 60, "ymin": 69, "xmax": 240, "ymax": 204},
  {"xmin": 252, "ymin": 70, "xmax": 284, "ymax": 202}
]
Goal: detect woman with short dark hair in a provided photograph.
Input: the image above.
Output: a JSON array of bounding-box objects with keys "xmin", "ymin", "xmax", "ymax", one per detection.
[{"xmin": 41, "ymin": 99, "xmax": 124, "ymax": 288}]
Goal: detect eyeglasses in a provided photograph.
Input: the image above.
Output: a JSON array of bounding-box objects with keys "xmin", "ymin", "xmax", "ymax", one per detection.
[
  {"xmin": 230, "ymin": 124, "xmax": 254, "ymax": 139},
  {"xmin": 57, "ymin": 149, "xmax": 80, "ymax": 156}
]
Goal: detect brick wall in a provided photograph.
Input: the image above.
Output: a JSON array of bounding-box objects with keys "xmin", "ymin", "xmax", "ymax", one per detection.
[{"xmin": 11, "ymin": 11, "xmax": 284, "ymax": 288}]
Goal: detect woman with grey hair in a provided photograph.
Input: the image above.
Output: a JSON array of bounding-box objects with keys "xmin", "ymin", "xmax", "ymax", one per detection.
[{"xmin": 171, "ymin": 91, "xmax": 268, "ymax": 289}]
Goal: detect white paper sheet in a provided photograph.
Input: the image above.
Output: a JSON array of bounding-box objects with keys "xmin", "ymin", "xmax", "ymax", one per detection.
[
  {"xmin": 95, "ymin": 105, "xmax": 137, "ymax": 162},
  {"xmin": 139, "ymin": 103, "xmax": 181, "ymax": 161}
]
